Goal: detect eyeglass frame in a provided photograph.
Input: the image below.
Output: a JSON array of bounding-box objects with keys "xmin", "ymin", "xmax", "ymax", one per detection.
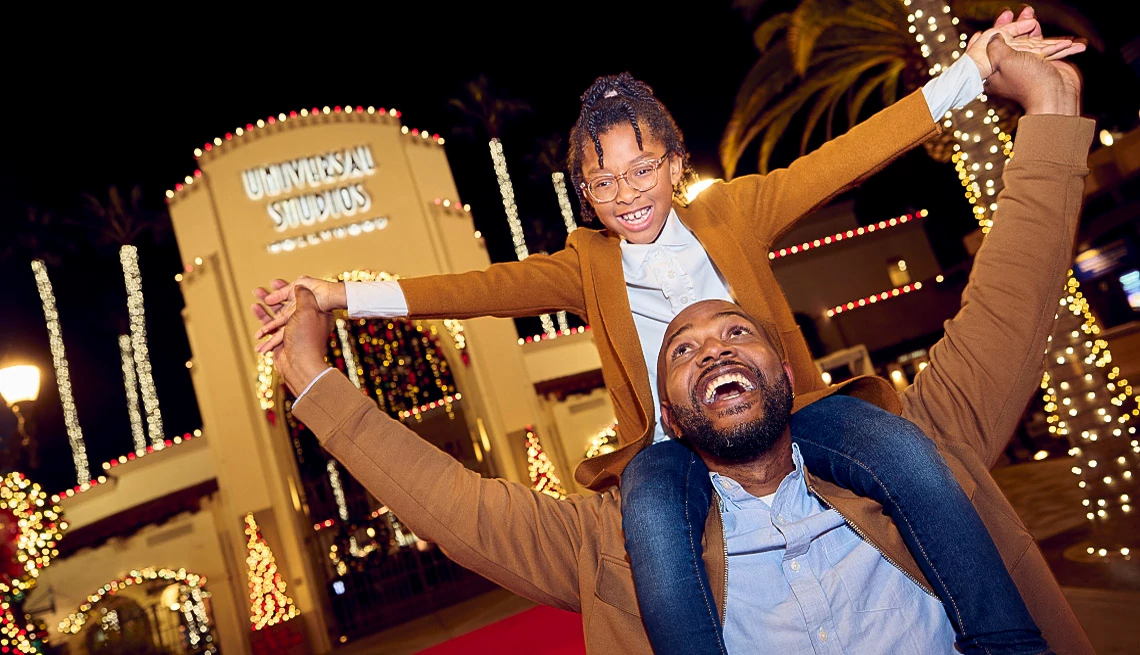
[{"xmin": 579, "ymin": 155, "xmax": 671, "ymax": 203}]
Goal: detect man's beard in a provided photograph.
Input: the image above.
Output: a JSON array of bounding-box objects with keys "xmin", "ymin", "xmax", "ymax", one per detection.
[{"xmin": 671, "ymin": 364, "xmax": 794, "ymax": 462}]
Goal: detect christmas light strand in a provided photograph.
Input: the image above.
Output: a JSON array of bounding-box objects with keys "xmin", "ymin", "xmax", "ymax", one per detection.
[
  {"xmin": 30, "ymin": 260, "xmax": 90, "ymax": 484},
  {"xmin": 769, "ymin": 210, "xmax": 927, "ymax": 260},
  {"xmin": 167, "ymin": 105, "xmax": 445, "ymax": 201},
  {"xmin": 432, "ymin": 197, "xmax": 471, "ymax": 213},
  {"xmin": 826, "ymin": 281, "xmax": 926, "ymax": 317},
  {"xmin": 489, "ymin": 138, "xmax": 557, "ymax": 337},
  {"xmin": 57, "ymin": 567, "xmax": 209, "ymax": 636},
  {"xmin": 585, "ymin": 424, "xmax": 619, "ymax": 459},
  {"xmin": 552, "ymin": 172, "xmax": 578, "ymax": 234},
  {"xmin": 119, "ymin": 245, "xmax": 164, "ymax": 447},
  {"xmin": 244, "ymin": 513, "xmax": 300, "ymax": 630},
  {"xmin": 1, "ymin": 604, "xmax": 47, "ymax": 655},
  {"xmin": 327, "ymin": 460, "xmax": 349, "ymax": 521},
  {"xmin": 118, "ymin": 334, "xmax": 146, "ymax": 453},
  {"xmin": 517, "ymin": 325, "xmax": 591, "ymax": 345},
  {"xmin": 51, "ymin": 430, "xmax": 203, "ymax": 503}
]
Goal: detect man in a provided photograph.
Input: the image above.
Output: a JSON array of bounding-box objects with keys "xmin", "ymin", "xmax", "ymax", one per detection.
[{"xmin": 267, "ymin": 37, "xmax": 1094, "ymax": 653}]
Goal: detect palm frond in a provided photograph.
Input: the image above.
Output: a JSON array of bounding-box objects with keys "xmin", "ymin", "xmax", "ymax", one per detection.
[
  {"xmin": 847, "ymin": 60, "xmax": 905, "ymax": 125},
  {"xmin": 753, "ymin": 12, "xmax": 791, "ymax": 52},
  {"xmin": 800, "ymin": 57, "xmax": 895, "ymax": 155},
  {"xmin": 787, "ymin": 0, "xmax": 851, "ymax": 75}
]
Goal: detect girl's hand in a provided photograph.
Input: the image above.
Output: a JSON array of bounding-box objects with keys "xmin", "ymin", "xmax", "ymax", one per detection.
[
  {"xmin": 251, "ymin": 276, "xmax": 347, "ymax": 353},
  {"xmin": 965, "ymin": 6, "xmax": 1086, "ymax": 80}
]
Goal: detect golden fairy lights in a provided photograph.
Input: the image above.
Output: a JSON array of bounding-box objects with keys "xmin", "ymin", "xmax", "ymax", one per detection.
[
  {"xmin": 335, "ymin": 319, "xmax": 363, "ymax": 389},
  {"xmin": 1040, "ymin": 273, "xmax": 1140, "ymax": 558},
  {"xmin": 826, "ymin": 282, "xmax": 925, "ymax": 318},
  {"xmin": 56, "ymin": 568, "xmax": 210, "ymax": 639},
  {"xmin": 1, "ymin": 603, "xmax": 46, "ymax": 654},
  {"xmin": 905, "ymin": 0, "xmax": 1012, "ymax": 232},
  {"xmin": 120, "ymin": 246, "xmax": 164, "ymax": 447},
  {"xmin": 30, "ymin": 260, "xmax": 90, "ymax": 484},
  {"xmin": 327, "ymin": 460, "xmax": 349, "ymax": 522},
  {"xmin": 118, "ymin": 334, "xmax": 147, "ymax": 453},
  {"xmin": 243, "ymin": 513, "xmax": 300, "ymax": 630},
  {"xmin": 552, "ymin": 171, "xmax": 579, "ymax": 333},
  {"xmin": 585, "ymin": 424, "xmax": 619, "ymax": 459},
  {"xmin": 525, "ymin": 428, "xmax": 567, "ymax": 499},
  {"xmin": 0, "ymin": 472, "xmax": 66, "ymax": 598},
  {"xmin": 257, "ymin": 352, "xmax": 276, "ymax": 411},
  {"xmin": 769, "ymin": 210, "xmax": 928, "ymax": 260},
  {"xmin": 490, "ymin": 138, "xmax": 557, "ymax": 337},
  {"xmin": 166, "ymin": 105, "xmax": 444, "ymax": 201}
]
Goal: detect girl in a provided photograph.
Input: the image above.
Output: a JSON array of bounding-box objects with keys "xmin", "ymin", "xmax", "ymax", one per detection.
[{"xmin": 254, "ymin": 15, "xmax": 1078, "ymax": 654}]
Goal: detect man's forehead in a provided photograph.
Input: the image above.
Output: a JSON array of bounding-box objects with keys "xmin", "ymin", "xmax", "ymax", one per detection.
[{"xmin": 667, "ymin": 300, "xmax": 751, "ymax": 331}]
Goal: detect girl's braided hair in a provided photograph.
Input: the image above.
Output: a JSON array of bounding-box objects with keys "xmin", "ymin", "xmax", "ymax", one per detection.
[{"xmin": 567, "ymin": 72, "xmax": 698, "ymax": 223}]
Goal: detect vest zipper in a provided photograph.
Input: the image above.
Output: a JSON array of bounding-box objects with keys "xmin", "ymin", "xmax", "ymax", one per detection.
[
  {"xmin": 804, "ymin": 480, "xmax": 939, "ymax": 600},
  {"xmin": 714, "ymin": 494, "xmax": 729, "ymax": 625}
]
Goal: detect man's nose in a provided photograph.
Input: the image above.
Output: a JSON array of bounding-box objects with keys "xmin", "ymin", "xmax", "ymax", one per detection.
[{"xmin": 697, "ymin": 340, "xmax": 734, "ymax": 367}]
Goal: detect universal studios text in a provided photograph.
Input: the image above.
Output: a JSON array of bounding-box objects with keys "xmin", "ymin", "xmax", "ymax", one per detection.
[{"xmin": 241, "ymin": 144, "xmax": 377, "ymax": 232}]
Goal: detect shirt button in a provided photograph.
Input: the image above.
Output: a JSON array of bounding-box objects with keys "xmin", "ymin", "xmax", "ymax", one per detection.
[
  {"xmin": 777, "ymin": 514, "xmax": 785, "ymax": 523},
  {"xmin": 681, "ymin": 296, "xmax": 690, "ymax": 304},
  {"xmin": 790, "ymin": 560, "xmax": 800, "ymax": 572},
  {"xmin": 819, "ymin": 629, "xmax": 828, "ymax": 642}
]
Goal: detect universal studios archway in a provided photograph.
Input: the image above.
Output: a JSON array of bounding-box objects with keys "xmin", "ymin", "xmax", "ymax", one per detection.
[{"xmin": 167, "ymin": 105, "xmax": 567, "ymax": 651}]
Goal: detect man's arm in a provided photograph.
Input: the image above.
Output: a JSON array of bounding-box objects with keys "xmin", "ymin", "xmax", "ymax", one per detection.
[
  {"xmin": 899, "ymin": 112, "xmax": 1094, "ymax": 466},
  {"xmin": 293, "ymin": 371, "xmax": 594, "ymax": 611}
]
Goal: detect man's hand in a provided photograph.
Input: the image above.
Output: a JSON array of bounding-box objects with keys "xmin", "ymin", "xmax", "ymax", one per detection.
[
  {"xmin": 252, "ymin": 275, "xmax": 347, "ymax": 354},
  {"xmin": 271, "ymin": 286, "xmax": 335, "ymax": 397},
  {"xmin": 964, "ymin": 6, "xmax": 1086, "ymax": 79},
  {"xmin": 983, "ymin": 34, "xmax": 1082, "ymax": 116}
]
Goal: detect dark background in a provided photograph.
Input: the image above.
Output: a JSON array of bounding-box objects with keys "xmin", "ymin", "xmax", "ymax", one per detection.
[{"xmin": 1, "ymin": 2, "xmax": 1136, "ymax": 492}]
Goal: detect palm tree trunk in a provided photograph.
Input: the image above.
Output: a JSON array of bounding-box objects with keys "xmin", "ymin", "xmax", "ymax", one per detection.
[
  {"xmin": 489, "ymin": 138, "xmax": 557, "ymax": 338},
  {"xmin": 119, "ymin": 245, "xmax": 165, "ymax": 446},
  {"xmin": 118, "ymin": 334, "xmax": 147, "ymax": 453},
  {"xmin": 30, "ymin": 260, "xmax": 91, "ymax": 484},
  {"xmin": 904, "ymin": 0, "xmax": 1138, "ymax": 556},
  {"xmin": 552, "ymin": 172, "xmax": 579, "ymax": 333}
]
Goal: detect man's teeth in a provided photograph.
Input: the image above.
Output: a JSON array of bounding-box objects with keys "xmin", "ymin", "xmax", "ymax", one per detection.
[
  {"xmin": 620, "ymin": 207, "xmax": 650, "ymax": 223},
  {"xmin": 704, "ymin": 372, "xmax": 756, "ymax": 403}
]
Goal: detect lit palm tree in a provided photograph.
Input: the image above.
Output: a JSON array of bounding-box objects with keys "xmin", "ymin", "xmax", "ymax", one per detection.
[
  {"xmin": 83, "ymin": 185, "xmax": 172, "ymax": 447},
  {"xmin": 448, "ymin": 76, "xmax": 559, "ymax": 337},
  {"xmin": 722, "ymin": 0, "xmax": 1101, "ymax": 178}
]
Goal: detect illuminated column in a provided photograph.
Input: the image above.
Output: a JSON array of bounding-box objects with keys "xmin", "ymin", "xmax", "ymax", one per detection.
[
  {"xmin": 904, "ymin": 0, "xmax": 1013, "ymax": 234},
  {"xmin": 489, "ymin": 138, "xmax": 557, "ymax": 337},
  {"xmin": 552, "ymin": 171, "xmax": 578, "ymax": 333},
  {"xmin": 243, "ymin": 513, "xmax": 300, "ymax": 630},
  {"xmin": 30, "ymin": 260, "xmax": 90, "ymax": 484},
  {"xmin": 118, "ymin": 335, "xmax": 147, "ymax": 453},
  {"xmin": 1040, "ymin": 275, "xmax": 1140, "ymax": 559},
  {"xmin": 119, "ymin": 245, "xmax": 164, "ymax": 446},
  {"xmin": 525, "ymin": 427, "xmax": 566, "ymax": 499}
]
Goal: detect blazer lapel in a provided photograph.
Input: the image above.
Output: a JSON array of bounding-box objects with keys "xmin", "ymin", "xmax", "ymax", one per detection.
[{"xmin": 589, "ymin": 233, "xmax": 653, "ymax": 429}]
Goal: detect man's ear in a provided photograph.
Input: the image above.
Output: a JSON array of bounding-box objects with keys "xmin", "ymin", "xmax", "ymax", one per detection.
[
  {"xmin": 783, "ymin": 362, "xmax": 796, "ymax": 391},
  {"xmin": 659, "ymin": 401, "xmax": 681, "ymax": 439}
]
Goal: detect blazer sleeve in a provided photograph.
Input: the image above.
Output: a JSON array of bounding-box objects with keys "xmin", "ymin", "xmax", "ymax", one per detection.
[
  {"xmin": 899, "ymin": 115, "xmax": 1095, "ymax": 467},
  {"xmin": 398, "ymin": 234, "xmax": 587, "ymax": 319},
  {"xmin": 292, "ymin": 372, "xmax": 595, "ymax": 612},
  {"xmin": 718, "ymin": 90, "xmax": 939, "ymax": 248}
]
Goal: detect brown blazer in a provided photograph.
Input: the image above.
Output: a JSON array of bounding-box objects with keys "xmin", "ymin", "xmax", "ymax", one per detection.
[
  {"xmin": 296, "ymin": 115, "xmax": 1097, "ymax": 653},
  {"xmin": 401, "ymin": 90, "xmax": 937, "ymax": 491}
]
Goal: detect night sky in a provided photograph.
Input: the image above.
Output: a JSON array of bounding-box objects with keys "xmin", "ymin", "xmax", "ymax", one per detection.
[{"xmin": 2, "ymin": 3, "xmax": 1137, "ymax": 492}]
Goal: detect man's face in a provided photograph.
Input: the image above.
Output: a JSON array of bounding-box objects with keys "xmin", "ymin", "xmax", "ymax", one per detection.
[
  {"xmin": 659, "ymin": 300, "xmax": 794, "ymax": 461},
  {"xmin": 580, "ymin": 123, "xmax": 682, "ymax": 244}
]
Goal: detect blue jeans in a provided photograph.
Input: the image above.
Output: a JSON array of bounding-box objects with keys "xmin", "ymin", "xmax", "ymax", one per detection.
[{"xmin": 620, "ymin": 394, "xmax": 1050, "ymax": 655}]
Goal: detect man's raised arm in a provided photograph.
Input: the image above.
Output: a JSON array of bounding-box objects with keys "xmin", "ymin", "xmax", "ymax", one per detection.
[
  {"xmin": 900, "ymin": 38, "xmax": 1094, "ymax": 467},
  {"xmin": 273, "ymin": 288, "xmax": 593, "ymax": 612}
]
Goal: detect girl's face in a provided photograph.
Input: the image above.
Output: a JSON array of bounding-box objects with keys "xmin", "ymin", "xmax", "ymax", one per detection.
[{"xmin": 580, "ymin": 124, "xmax": 682, "ymax": 244}]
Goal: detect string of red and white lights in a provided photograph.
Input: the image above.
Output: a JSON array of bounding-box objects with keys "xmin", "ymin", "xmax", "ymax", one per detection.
[
  {"xmin": 50, "ymin": 430, "xmax": 203, "ymax": 503},
  {"xmin": 769, "ymin": 210, "xmax": 928, "ymax": 261}
]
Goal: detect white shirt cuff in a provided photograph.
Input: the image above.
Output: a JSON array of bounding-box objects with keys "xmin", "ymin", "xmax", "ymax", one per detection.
[
  {"xmin": 921, "ymin": 55, "xmax": 985, "ymax": 120},
  {"xmin": 293, "ymin": 367, "xmax": 335, "ymax": 406},
  {"xmin": 345, "ymin": 280, "xmax": 410, "ymax": 319}
]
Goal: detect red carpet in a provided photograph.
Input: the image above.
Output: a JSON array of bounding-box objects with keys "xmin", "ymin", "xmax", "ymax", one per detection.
[{"xmin": 414, "ymin": 604, "xmax": 586, "ymax": 655}]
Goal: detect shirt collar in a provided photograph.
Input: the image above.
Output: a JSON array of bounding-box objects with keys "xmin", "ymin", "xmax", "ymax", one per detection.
[
  {"xmin": 619, "ymin": 208, "xmax": 692, "ymax": 270},
  {"xmin": 710, "ymin": 443, "xmax": 805, "ymax": 506}
]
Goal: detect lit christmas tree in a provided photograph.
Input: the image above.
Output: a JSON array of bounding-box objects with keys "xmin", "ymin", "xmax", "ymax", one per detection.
[
  {"xmin": 243, "ymin": 513, "xmax": 300, "ymax": 630},
  {"xmin": 1040, "ymin": 273, "xmax": 1140, "ymax": 560},
  {"xmin": 525, "ymin": 428, "xmax": 567, "ymax": 499}
]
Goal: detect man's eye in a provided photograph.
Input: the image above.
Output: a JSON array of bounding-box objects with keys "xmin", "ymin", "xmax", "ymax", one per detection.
[
  {"xmin": 671, "ymin": 344, "xmax": 691, "ymax": 359},
  {"xmin": 729, "ymin": 326, "xmax": 751, "ymax": 337}
]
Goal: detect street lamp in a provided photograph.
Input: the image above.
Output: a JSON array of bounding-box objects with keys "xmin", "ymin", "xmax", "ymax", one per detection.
[{"xmin": 0, "ymin": 364, "xmax": 41, "ymax": 453}]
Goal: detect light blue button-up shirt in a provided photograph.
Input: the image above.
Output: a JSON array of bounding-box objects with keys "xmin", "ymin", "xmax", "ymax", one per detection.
[{"xmin": 712, "ymin": 444, "xmax": 956, "ymax": 654}]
